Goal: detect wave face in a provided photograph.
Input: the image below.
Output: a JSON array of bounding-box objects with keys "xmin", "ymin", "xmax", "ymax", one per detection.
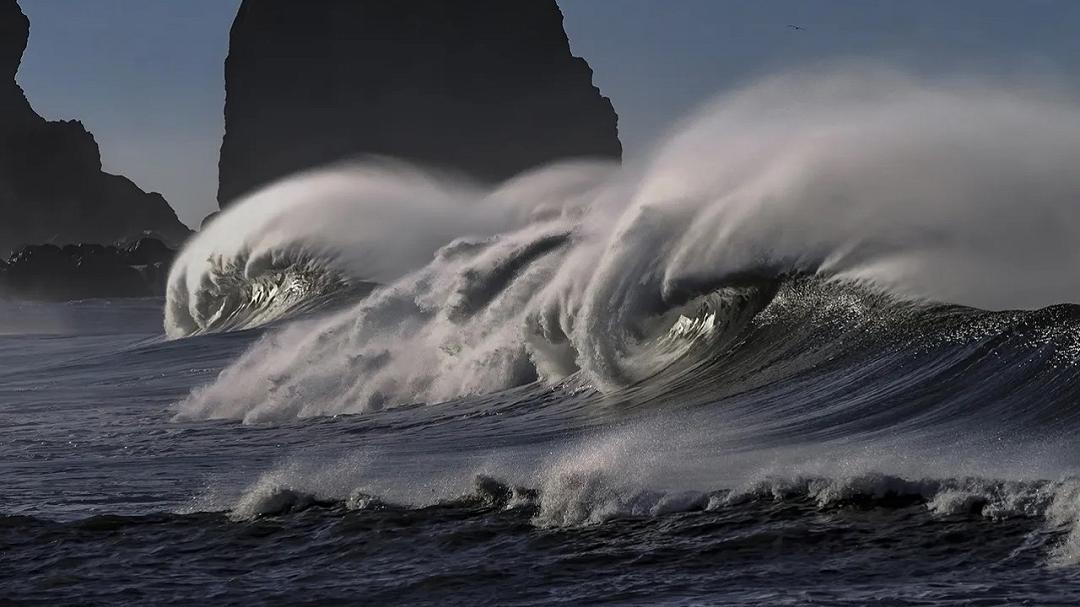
[{"xmin": 171, "ymin": 68, "xmax": 1080, "ymax": 422}]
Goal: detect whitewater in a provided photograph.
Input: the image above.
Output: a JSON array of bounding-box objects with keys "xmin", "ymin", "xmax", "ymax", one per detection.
[{"xmin": 7, "ymin": 70, "xmax": 1080, "ymax": 604}]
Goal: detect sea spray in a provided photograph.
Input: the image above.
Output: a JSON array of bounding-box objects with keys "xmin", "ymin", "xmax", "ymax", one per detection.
[{"xmin": 170, "ymin": 68, "xmax": 1080, "ymax": 422}]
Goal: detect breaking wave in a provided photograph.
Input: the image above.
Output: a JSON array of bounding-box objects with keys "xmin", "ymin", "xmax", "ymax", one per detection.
[
  {"xmin": 221, "ymin": 470, "xmax": 1080, "ymax": 532},
  {"xmin": 162, "ymin": 68, "xmax": 1080, "ymax": 567},
  {"xmin": 164, "ymin": 160, "xmax": 611, "ymax": 337},
  {"xmin": 168, "ymin": 68, "xmax": 1080, "ymax": 423}
]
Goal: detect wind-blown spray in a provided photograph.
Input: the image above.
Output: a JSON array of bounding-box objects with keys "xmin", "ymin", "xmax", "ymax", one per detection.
[{"xmin": 169, "ymin": 68, "xmax": 1080, "ymax": 422}]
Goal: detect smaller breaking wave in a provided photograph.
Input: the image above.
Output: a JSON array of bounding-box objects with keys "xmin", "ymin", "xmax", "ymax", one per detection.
[{"xmin": 203, "ymin": 467, "xmax": 1080, "ymax": 566}]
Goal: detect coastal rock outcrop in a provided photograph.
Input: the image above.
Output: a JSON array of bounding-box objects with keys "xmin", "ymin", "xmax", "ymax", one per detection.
[
  {"xmin": 0, "ymin": 0, "xmax": 191, "ymax": 257},
  {"xmin": 218, "ymin": 0, "xmax": 621, "ymax": 206},
  {"xmin": 0, "ymin": 237, "xmax": 176, "ymax": 300}
]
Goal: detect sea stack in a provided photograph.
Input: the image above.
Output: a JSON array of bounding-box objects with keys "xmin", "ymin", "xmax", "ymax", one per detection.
[
  {"xmin": 217, "ymin": 0, "xmax": 621, "ymax": 207},
  {"xmin": 0, "ymin": 0, "xmax": 191, "ymax": 256}
]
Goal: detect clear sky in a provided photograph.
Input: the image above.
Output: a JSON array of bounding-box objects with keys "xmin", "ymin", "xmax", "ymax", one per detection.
[{"xmin": 15, "ymin": 1, "xmax": 1080, "ymax": 228}]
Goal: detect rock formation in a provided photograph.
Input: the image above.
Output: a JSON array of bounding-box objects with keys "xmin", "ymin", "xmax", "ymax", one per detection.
[
  {"xmin": 0, "ymin": 237, "xmax": 175, "ymax": 300},
  {"xmin": 0, "ymin": 0, "xmax": 191, "ymax": 257},
  {"xmin": 218, "ymin": 0, "xmax": 621, "ymax": 207}
]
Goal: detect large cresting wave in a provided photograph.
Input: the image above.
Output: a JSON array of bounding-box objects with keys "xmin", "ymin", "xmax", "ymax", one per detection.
[{"xmin": 168, "ymin": 67, "xmax": 1080, "ymax": 423}]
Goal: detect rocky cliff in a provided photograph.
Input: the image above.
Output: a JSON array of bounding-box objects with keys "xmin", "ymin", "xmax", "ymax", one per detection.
[
  {"xmin": 218, "ymin": 0, "xmax": 621, "ymax": 206},
  {"xmin": 0, "ymin": 0, "xmax": 191, "ymax": 256}
]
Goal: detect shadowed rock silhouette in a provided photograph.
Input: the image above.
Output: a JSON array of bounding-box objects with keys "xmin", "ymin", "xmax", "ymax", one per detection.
[
  {"xmin": 0, "ymin": 237, "xmax": 176, "ymax": 300},
  {"xmin": 217, "ymin": 0, "xmax": 621, "ymax": 207},
  {"xmin": 0, "ymin": 0, "xmax": 191, "ymax": 257}
]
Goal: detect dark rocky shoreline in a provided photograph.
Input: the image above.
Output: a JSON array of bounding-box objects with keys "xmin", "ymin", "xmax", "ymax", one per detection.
[
  {"xmin": 0, "ymin": 238, "xmax": 175, "ymax": 300},
  {"xmin": 1, "ymin": 0, "xmax": 190, "ymax": 302}
]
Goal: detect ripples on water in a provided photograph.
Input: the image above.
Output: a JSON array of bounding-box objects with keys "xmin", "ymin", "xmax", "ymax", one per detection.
[{"xmin": 4, "ymin": 288, "xmax": 1080, "ymax": 605}]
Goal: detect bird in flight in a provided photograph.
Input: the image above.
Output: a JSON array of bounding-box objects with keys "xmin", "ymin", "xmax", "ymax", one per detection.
[{"xmin": 787, "ymin": 24, "xmax": 806, "ymax": 31}]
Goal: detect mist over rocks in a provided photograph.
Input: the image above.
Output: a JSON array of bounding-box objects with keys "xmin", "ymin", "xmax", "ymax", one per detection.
[
  {"xmin": 217, "ymin": 0, "xmax": 621, "ymax": 207},
  {"xmin": 0, "ymin": 0, "xmax": 191, "ymax": 258}
]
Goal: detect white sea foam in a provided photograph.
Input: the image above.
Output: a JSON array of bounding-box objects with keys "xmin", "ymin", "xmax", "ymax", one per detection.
[{"xmin": 169, "ymin": 68, "xmax": 1080, "ymax": 422}]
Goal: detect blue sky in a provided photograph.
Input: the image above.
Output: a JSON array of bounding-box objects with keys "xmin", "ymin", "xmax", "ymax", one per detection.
[{"xmin": 15, "ymin": 1, "xmax": 1080, "ymax": 228}]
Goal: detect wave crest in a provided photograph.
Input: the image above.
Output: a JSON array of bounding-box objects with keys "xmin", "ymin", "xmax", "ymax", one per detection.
[{"xmin": 170, "ymin": 68, "xmax": 1080, "ymax": 422}]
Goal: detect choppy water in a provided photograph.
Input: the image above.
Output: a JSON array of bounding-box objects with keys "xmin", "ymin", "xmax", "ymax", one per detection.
[
  {"xmin": 8, "ymin": 70, "xmax": 1080, "ymax": 604},
  {"xmin": 5, "ymin": 287, "xmax": 1080, "ymax": 605}
]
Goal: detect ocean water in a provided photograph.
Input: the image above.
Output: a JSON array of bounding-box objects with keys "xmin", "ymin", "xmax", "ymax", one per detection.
[
  {"xmin": 7, "ymin": 70, "xmax": 1080, "ymax": 604},
  {"xmin": 6, "ymin": 286, "xmax": 1080, "ymax": 605}
]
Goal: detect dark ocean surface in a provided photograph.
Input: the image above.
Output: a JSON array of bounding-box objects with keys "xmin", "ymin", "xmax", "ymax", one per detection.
[{"xmin": 5, "ymin": 284, "xmax": 1080, "ymax": 606}]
